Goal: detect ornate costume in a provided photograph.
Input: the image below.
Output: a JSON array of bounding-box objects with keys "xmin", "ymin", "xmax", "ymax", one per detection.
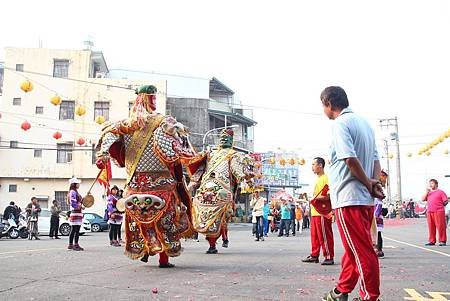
[
  {"xmin": 96, "ymin": 85, "xmax": 196, "ymax": 267},
  {"xmin": 188, "ymin": 129, "xmax": 254, "ymax": 254}
]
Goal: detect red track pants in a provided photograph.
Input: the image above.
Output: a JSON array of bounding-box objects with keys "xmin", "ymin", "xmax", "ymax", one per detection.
[
  {"xmin": 310, "ymin": 215, "xmax": 334, "ymax": 260},
  {"xmin": 206, "ymin": 224, "xmax": 228, "ymax": 247},
  {"xmin": 427, "ymin": 211, "xmax": 447, "ymax": 243},
  {"xmin": 336, "ymin": 206, "xmax": 380, "ymax": 301},
  {"xmin": 159, "ymin": 252, "xmax": 169, "ymax": 265}
]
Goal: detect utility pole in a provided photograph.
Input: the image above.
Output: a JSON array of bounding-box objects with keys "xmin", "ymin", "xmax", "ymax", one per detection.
[
  {"xmin": 379, "ymin": 117, "xmax": 402, "ymax": 218},
  {"xmin": 383, "ymin": 139, "xmax": 392, "ymax": 205}
]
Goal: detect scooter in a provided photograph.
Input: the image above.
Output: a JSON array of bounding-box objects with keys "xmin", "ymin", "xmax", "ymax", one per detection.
[
  {"xmin": 17, "ymin": 215, "xmax": 29, "ymax": 239},
  {"xmin": 0, "ymin": 216, "xmax": 20, "ymax": 239}
]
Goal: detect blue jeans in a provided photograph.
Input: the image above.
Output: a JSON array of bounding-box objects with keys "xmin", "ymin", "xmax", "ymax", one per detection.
[
  {"xmin": 255, "ymin": 215, "xmax": 264, "ymax": 239},
  {"xmin": 263, "ymin": 218, "xmax": 269, "ymax": 235},
  {"xmin": 279, "ymin": 219, "xmax": 291, "ymax": 236}
]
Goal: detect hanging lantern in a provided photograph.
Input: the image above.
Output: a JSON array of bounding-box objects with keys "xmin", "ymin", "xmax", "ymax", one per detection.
[
  {"xmin": 50, "ymin": 95, "xmax": 62, "ymax": 106},
  {"xmin": 268, "ymin": 157, "xmax": 276, "ymax": 165},
  {"xmin": 299, "ymin": 158, "xmax": 306, "ymax": 165},
  {"xmin": 388, "ymin": 153, "xmax": 394, "ymax": 159},
  {"xmin": 20, "ymin": 80, "xmax": 33, "ymax": 92},
  {"xmin": 445, "ymin": 129, "xmax": 450, "ymax": 138},
  {"xmin": 75, "ymin": 105, "xmax": 86, "ymax": 116},
  {"xmin": 425, "ymin": 151, "xmax": 431, "ymax": 156},
  {"xmin": 279, "ymin": 158, "xmax": 286, "ymax": 166},
  {"xmin": 406, "ymin": 152, "xmax": 412, "ymax": 157},
  {"xmin": 95, "ymin": 115, "xmax": 105, "ymax": 124},
  {"xmin": 76, "ymin": 137, "xmax": 86, "ymax": 146},
  {"xmin": 288, "ymin": 158, "xmax": 296, "ymax": 165},
  {"xmin": 21, "ymin": 120, "xmax": 31, "ymax": 131},
  {"xmin": 444, "ymin": 149, "xmax": 449, "ymax": 155},
  {"xmin": 52, "ymin": 131, "xmax": 62, "ymax": 140}
]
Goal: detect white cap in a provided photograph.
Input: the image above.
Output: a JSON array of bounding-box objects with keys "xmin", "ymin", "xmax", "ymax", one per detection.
[{"xmin": 68, "ymin": 177, "xmax": 81, "ymax": 185}]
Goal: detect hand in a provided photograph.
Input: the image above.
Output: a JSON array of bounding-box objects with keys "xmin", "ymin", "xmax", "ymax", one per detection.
[
  {"xmin": 369, "ymin": 179, "xmax": 385, "ymax": 199},
  {"xmin": 95, "ymin": 157, "xmax": 109, "ymax": 169}
]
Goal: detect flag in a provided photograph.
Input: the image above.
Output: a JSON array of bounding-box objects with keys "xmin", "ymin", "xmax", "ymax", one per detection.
[{"xmin": 97, "ymin": 161, "xmax": 112, "ymax": 192}]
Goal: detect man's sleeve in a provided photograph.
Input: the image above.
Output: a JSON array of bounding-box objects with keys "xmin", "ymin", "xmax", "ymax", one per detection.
[
  {"xmin": 332, "ymin": 122, "xmax": 356, "ymax": 160},
  {"xmin": 441, "ymin": 191, "xmax": 448, "ymax": 202}
]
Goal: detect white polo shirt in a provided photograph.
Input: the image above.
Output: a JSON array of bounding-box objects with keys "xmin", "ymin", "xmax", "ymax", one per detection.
[{"xmin": 329, "ymin": 108, "xmax": 379, "ymax": 209}]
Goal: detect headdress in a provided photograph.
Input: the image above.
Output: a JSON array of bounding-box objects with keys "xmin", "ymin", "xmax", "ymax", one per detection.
[{"xmin": 130, "ymin": 85, "xmax": 158, "ymax": 128}]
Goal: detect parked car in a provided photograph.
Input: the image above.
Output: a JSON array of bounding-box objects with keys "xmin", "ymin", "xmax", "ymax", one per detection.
[
  {"xmin": 30, "ymin": 209, "xmax": 90, "ymax": 236},
  {"xmin": 83, "ymin": 212, "xmax": 109, "ymax": 232}
]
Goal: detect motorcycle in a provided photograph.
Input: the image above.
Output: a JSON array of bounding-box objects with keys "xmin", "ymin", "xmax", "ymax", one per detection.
[{"xmin": 0, "ymin": 216, "xmax": 20, "ymax": 239}]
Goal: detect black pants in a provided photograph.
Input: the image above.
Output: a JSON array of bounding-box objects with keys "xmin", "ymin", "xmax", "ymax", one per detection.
[
  {"xmin": 290, "ymin": 218, "xmax": 296, "ymax": 235},
  {"xmin": 69, "ymin": 225, "xmax": 81, "ymax": 244},
  {"xmin": 49, "ymin": 216, "xmax": 60, "ymax": 238},
  {"xmin": 377, "ymin": 231, "xmax": 383, "ymax": 251},
  {"xmin": 109, "ymin": 224, "xmax": 121, "ymax": 241},
  {"xmin": 255, "ymin": 216, "xmax": 263, "ymax": 239},
  {"xmin": 302, "ymin": 216, "xmax": 310, "ymax": 229}
]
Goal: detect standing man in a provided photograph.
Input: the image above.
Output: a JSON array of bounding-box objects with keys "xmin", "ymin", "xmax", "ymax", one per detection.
[
  {"xmin": 49, "ymin": 200, "xmax": 61, "ymax": 239},
  {"xmin": 250, "ymin": 191, "xmax": 265, "ymax": 241},
  {"xmin": 320, "ymin": 86, "xmax": 384, "ymax": 301},
  {"xmin": 302, "ymin": 157, "xmax": 334, "ymax": 265},
  {"xmin": 422, "ymin": 179, "xmax": 448, "ymax": 246},
  {"xmin": 26, "ymin": 197, "xmax": 41, "ymax": 240}
]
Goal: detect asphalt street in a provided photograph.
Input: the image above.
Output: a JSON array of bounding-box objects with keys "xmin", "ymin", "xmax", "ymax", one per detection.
[{"xmin": 0, "ymin": 219, "xmax": 449, "ymax": 301}]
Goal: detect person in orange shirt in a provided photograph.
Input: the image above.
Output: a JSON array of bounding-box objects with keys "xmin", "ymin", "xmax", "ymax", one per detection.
[
  {"xmin": 295, "ymin": 203, "xmax": 303, "ymax": 234},
  {"xmin": 302, "ymin": 157, "xmax": 334, "ymax": 265}
]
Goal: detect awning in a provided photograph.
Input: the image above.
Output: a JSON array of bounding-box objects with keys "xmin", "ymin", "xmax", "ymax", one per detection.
[{"xmin": 208, "ymin": 109, "xmax": 257, "ymax": 126}]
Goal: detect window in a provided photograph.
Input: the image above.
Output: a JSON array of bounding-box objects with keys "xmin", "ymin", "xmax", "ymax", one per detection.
[
  {"xmin": 13, "ymin": 97, "xmax": 21, "ymax": 106},
  {"xmin": 94, "ymin": 101, "xmax": 109, "ymax": 121},
  {"xmin": 35, "ymin": 106, "xmax": 44, "ymax": 114},
  {"xmin": 34, "ymin": 149, "xmax": 42, "ymax": 157},
  {"xmin": 91, "ymin": 144, "xmax": 97, "ymax": 164},
  {"xmin": 53, "ymin": 59, "xmax": 69, "ymax": 78},
  {"xmin": 84, "ymin": 213, "xmax": 95, "ymax": 220},
  {"xmin": 40, "ymin": 209, "xmax": 51, "ymax": 218},
  {"xmin": 59, "ymin": 100, "xmax": 75, "ymax": 120},
  {"xmin": 10, "ymin": 141, "xmax": 18, "ymax": 148},
  {"xmin": 128, "ymin": 102, "xmax": 133, "ymax": 115},
  {"xmin": 16, "ymin": 64, "xmax": 24, "ymax": 72},
  {"xmin": 55, "ymin": 191, "xmax": 70, "ymax": 211},
  {"xmin": 9, "ymin": 184, "xmax": 17, "ymax": 192},
  {"xmin": 57, "ymin": 143, "xmax": 73, "ymax": 163}
]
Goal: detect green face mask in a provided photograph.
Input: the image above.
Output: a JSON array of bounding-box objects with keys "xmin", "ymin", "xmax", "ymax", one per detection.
[{"xmin": 219, "ymin": 135, "xmax": 233, "ymax": 148}]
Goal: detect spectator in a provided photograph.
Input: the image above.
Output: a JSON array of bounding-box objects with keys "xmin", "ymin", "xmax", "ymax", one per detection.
[
  {"xmin": 250, "ymin": 191, "xmax": 265, "ymax": 241},
  {"xmin": 278, "ymin": 198, "xmax": 291, "ymax": 237},
  {"xmin": 262, "ymin": 198, "xmax": 270, "ymax": 237},
  {"xmin": 295, "ymin": 203, "xmax": 303, "ymax": 234},
  {"xmin": 49, "ymin": 200, "xmax": 61, "ymax": 239},
  {"xmin": 3, "ymin": 201, "xmax": 19, "ymax": 222},
  {"xmin": 422, "ymin": 179, "xmax": 448, "ymax": 246},
  {"xmin": 320, "ymin": 86, "xmax": 383, "ymax": 301},
  {"xmin": 302, "ymin": 202, "xmax": 310, "ymax": 230},
  {"xmin": 290, "ymin": 201, "xmax": 296, "ymax": 236},
  {"xmin": 26, "ymin": 197, "xmax": 41, "ymax": 240}
]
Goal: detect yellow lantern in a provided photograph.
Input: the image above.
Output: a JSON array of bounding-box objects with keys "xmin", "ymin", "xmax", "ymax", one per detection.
[
  {"xmin": 75, "ymin": 105, "xmax": 86, "ymax": 116},
  {"xmin": 288, "ymin": 158, "xmax": 296, "ymax": 165},
  {"xmin": 279, "ymin": 158, "xmax": 286, "ymax": 166},
  {"xmin": 444, "ymin": 149, "xmax": 449, "ymax": 155},
  {"xmin": 299, "ymin": 158, "xmax": 306, "ymax": 165},
  {"xmin": 20, "ymin": 80, "xmax": 33, "ymax": 92},
  {"xmin": 425, "ymin": 151, "xmax": 431, "ymax": 156},
  {"xmin": 268, "ymin": 157, "xmax": 276, "ymax": 165},
  {"xmin": 406, "ymin": 152, "xmax": 412, "ymax": 157},
  {"xmin": 95, "ymin": 115, "xmax": 105, "ymax": 124},
  {"xmin": 388, "ymin": 153, "xmax": 394, "ymax": 159},
  {"xmin": 438, "ymin": 135, "xmax": 445, "ymax": 143},
  {"xmin": 50, "ymin": 95, "xmax": 62, "ymax": 106},
  {"xmin": 445, "ymin": 129, "xmax": 450, "ymax": 138}
]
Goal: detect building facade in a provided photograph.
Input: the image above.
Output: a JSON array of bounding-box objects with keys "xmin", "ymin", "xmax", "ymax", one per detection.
[{"xmin": 0, "ymin": 47, "xmax": 166, "ymax": 213}]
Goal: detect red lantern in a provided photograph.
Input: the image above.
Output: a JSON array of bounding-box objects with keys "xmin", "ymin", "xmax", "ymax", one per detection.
[
  {"xmin": 76, "ymin": 137, "xmax": 85, "ymax": 145},
  {"xmin": 21, "ymin": 121, "xmax": 31, "ymax": 131},
  {"xmin": 53, "ymin": 131, "xmax": 62, "ymax": 140}
]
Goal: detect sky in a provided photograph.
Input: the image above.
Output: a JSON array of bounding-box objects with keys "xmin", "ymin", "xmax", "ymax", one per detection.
[{"xmin": 1, "ymin": 0, "xmax": 449, "ymax": 199}]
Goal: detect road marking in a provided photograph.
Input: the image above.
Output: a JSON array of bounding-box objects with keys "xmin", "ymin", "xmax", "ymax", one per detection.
[
  {"xmin": 0, "ymin": 244, "xmax": 108, "ymax": 256},
  {"xmin": 404, "ymin": 289, "xmax": 450, "ymax": 300},
  {"xmin": 384, "ymin": 236, "xmax": 450, "ymax": 258}
]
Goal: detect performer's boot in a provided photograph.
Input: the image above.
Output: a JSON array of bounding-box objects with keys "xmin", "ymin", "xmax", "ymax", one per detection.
[
  {"xmin": 140, "ymin": 253, "xmax": 149, "ymax": 263},
  {"xmin": 206, "ymin": 237, "xmax": 218, "ymax": 254},
  {"xmin": 221, "ymin": 227, "xmax": 229, "ymax": 248},
  {"xmin": 159, "ymin": 252, "xmax": 175, "ymax": 268}
]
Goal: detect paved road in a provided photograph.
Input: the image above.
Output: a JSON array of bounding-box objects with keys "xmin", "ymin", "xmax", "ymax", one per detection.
[{"xmin": 0, "ymin": 219, "xmax": 449, "ymax": 301}]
